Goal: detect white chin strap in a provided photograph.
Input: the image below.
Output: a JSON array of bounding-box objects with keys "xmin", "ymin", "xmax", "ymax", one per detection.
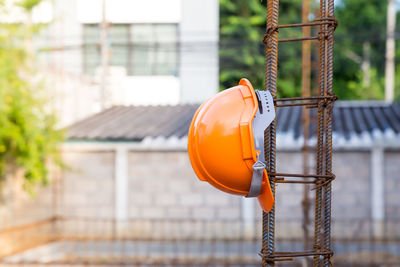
[{"xmin": 246, "ymin": 90, "xmax": 276, "ymax": 198}]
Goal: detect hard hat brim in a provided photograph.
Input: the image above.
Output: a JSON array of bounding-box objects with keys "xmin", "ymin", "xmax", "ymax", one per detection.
[
  {"xmin": 257, "ymin": 171, "xmax": 274, "ymax": 212},
  {"xmin": 239, "ymin": 79, "xmax": 274, "ymax": 212}
]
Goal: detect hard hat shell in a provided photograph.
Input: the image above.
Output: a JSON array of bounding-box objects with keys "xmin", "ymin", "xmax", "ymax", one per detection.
[{"xmin": 188, "ymin": 79, "xmax": 274, "ymax": 212}]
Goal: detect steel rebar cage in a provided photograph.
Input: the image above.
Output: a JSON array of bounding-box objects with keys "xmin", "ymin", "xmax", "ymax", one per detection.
[{"xmin": 261, "ymin": 0, "xmax": 337, "ymax": 266}]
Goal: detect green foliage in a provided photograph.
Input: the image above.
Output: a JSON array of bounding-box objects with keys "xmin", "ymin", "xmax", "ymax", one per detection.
[
  {"xmin": 219, "ymin": 0, "xmax": 313, "ymax": 98},
  {"xmin": 220, "ymin": 0, "xmax": 395, "ymax": 100},
  {"xmin": 344, "ymin": 69, "xmax": 384, "ymax": 100},
  {"xmin": 16, "ymin": 0, "xmax": 44, "ymax": 11},
  {"xmin": 334, "ymin": 0, "xmax": 387, "ymax": 100},
  {"xmin": 220, "ymin": 0, "xmax": 304, "ymax": 97},
  {"xmin": 0, "ymin": 0, "xmax": 63, "ymax": 192},
  {"xmin": 219, "ymin": 0, "xmax": 266, "ymax": 91}
]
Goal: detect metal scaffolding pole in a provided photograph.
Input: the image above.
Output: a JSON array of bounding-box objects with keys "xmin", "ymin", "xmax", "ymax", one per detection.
[{"xmin": 261, "ymin": 0, "xmax": 337, "ymax": 266}]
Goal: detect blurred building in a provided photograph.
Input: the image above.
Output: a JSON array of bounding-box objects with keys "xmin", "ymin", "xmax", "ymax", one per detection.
[{"xmin": 2, "ymin": 0, "xmax": 219, "ymax": 126}]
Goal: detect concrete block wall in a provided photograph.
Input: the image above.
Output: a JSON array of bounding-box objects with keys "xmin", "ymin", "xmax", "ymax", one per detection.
[
  {"xmin": 61, "ymin": 151, "xmax": 115, "ymax": 219},
  {"xmin": 0, "ymin": 169, "xmax": 55, "ymax": 230},
  {"xmin": 332, "ymin": 151, "xmax": 371, "ymax": 239},
  {"xmin": 128, "ymin": 152, "xmax": 241, "ymax": 222},
  {"xmin": 385, "ymin": 151, "xmax": 400, "ymax": 219},
  {"xmin": 384, "ymin": 151, "xmax": 400, "ymax": 237},
  {"xmin": 57, "ymin": 145, "xmax": 400, "ymax": 240},
  {"xmin": 0, "ymin": 168, "xmax": 57, "ymax": 257},
  {"xmin": 0, "ymin": 144, "xmax": 397, "ymax": 242},
  {"xmin": 256, "ymin": 151, "xmax": 372, "ymax": 240},
  {"xmin": 254, "ymin": 151, "xmax": 307, "ymax": 239}
]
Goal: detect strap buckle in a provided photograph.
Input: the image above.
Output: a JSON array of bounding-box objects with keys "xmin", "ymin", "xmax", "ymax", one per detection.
[{"xmin": 246, "ymin": 159, "xmax": 266, "ymax": 198}]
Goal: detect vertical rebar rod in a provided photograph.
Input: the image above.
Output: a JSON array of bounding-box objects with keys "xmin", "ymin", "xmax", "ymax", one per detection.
[
  {"xmin": 313, "ymin": 0, "xmax": 326, "ymax": 266},
  {"xmin": 301, "ymin": 0, "xmax": 312, "ymax": 262},
  {"xmin": 323, "ymin": 0, "xmax": 335, "ymax": 266},
  {"xmin": 263, "ymin": 0, "xmax": 280, "ymax": 266}
]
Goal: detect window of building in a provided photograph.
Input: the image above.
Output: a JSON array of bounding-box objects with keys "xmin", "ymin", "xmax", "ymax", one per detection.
[{"xmin": 83, "ymin": 24, "xmax": 178, "ymax": 76}]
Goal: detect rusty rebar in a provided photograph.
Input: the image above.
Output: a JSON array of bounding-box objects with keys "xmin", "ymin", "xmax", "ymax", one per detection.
[
  {"xmin": 275, "ymin": 95, "xmax": 337, "ymax": 102},
  {"xmin": 302, "ymin": 0, "xmax": 312, "ymax": 257},
  {"xmin": 279, "ymin": 36, "xmax": 319, "ymax": 43},
  {"xmin": 322, "ymin": 0, "xmax": 335, "ymax": 266},
  {"xmin": 261, "ymin": 0, "xmax": 337, "ymax": 266},
  {"xmin": 263, "ymin": 0, "xmax": 280, "ymax": 266},
  {"xmin": 268, "ymin": 172, "xmax": 334, "ymax": 179},
  {"xmin": 313, "ymin": 0, "xmax": 327, "ymax": 266},
  {"xmin": 276, "ymin": 102, "xmax": 318, "ymax": 108}
]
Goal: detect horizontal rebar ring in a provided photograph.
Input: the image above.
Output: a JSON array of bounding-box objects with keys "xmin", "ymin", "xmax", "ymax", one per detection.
[
  {"xmin": 269, "ymin": 172, "xmax": 335, "ymax": 180},
  {"xmin": 275, "ymin": 95, "xmax": 338, "ymax": 102},
  {"xmin": 274, "ymin": 95, "xmax": 337, "ymax": 108},
  {"xmin": 278, "ymin": 36, "xmax": 319, "ymax": 43},
  {"xmin": 275, "ymin": 102, "xmax": 318, "ymax": 108},
  {"xmin": 261, "ymin": 250, "xmax": 334, "ymax": 262},
  {"xmin": 277, "ymin": 18, "xmax": 338, "ymax": 30},
  {"xmin": 263, "ymin": 17, "xmax": 338, "ymax": 44},
  {"xmin": 274, "ymin": 180, "xmax": 316, "ymax": 184}
]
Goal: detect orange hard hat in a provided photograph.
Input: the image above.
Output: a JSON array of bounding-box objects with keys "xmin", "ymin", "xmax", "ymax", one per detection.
[{"xmin": 188, "ymin": 78, "xmax": 275, "ymax": 212}]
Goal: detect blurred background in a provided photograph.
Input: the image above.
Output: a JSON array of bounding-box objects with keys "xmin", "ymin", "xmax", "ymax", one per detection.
[{"xmin": 0, "ymin": 0, "xmax": 399, "ymax": 266}]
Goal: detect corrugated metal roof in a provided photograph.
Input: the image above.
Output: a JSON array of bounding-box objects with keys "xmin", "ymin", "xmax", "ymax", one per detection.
[
  {"xmin": 67, "ymin": 101, "xmax": 400, "ymax": 146},
  {"xmin": 67, "ymin": 105, "xmax": 199, "ymax": 141}
]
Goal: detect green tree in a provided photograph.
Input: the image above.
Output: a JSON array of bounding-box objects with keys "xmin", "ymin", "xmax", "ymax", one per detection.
[
  {"xmin": 219, "ymin": 0, "xmax": 266, "ymax": 91},
  {"xmin": 0, "ymin": 0, "xmax": 63, "ymax": 192},
  {"xmin": 220, "ymin": 0, "xmax": 393, "ymax": 100},
  {"xmin": 334, "ymin": 0, "xmax": 387, "ymax": 99},
  {"xmin": 220, "ymin": 0, "xmax": 312, "ymax": 98}
]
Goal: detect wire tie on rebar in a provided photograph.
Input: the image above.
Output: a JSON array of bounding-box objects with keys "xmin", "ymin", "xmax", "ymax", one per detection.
[
  {"xmin": 311, "ymin": 173, "xmax": 335, "ymax": 190},
  {"xmin": 313, "ymin": 17, "xmax": 338, "ymax": 31},
  {"xmin": 262, "ymin": 25, "xmax": 279, "ymax": 44},
  {"xmin": 270, "ymin": 177, "xmax": 284, "ymax": 182},
  {"xmin": 322, "ymin": 248, "xmax": 335, "ymax": 261},
  {"xmin": 259, "ymin": 253, "xmax": 294, "ymax": 263},
  {"xmin": 329, "ymin": 93, "xmax": 338, "ymax": 102},
  {"xmin": 318, "ymin": 30, "xmax": 328, "ymax": 41}
]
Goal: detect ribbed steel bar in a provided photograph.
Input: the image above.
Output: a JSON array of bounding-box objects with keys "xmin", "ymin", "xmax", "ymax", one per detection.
[
  {"xmin": 323, "ymin": 0, "xmax": 335, "ymax": 266},
  {"xmin": 275, "ymin": 180, "xmax": 316, "ymax": 184},
  {"xmin": 302, "ymin": 3, "xmax": 313, "ymax": 254},
  {"xmin": 276, "ymin": 95, "xmax": 337, "ymax": 102},
  {"xmin": 269, "ymin": 172, "xmax": 334, "ymax": 179},
  {"xmin": 313, "ymin": 0, "xmax": 327, "ymax": 265},
  {"xmin": 263, "ymin": 0, "xmax": 279, "ymax": 266},
  {"xmin": 279, "ymin": 36, "xmax": 319, "ymax": 43},
  {"xmin": 277, "ymin": 20, "xmax": 336, "ymax": 29}
]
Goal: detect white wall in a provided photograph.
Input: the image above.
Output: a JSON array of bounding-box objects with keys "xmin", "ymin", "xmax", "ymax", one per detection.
[
  {"xmin": 179, "ymin": 0, "xmax": 219, "ymax": 103},
  {"xmin": 123, "ymin": 76, "xmax": 180, "ymax": 106},
  {"xmin": 77, "ymin": 0, "xmax": 181, "ymax": 24}
]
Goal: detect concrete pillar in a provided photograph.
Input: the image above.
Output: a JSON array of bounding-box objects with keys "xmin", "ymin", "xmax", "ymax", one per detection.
[
  {"xmin": 385, "ymin": 0, "xmax": 396, "ymax": 102},
  {"xmin": 371, "ymin": 147, "xmax": 385, "ymax": 238},
  {"xmin": 241, "ymin": 198, "xmax": 256, "ymax": 239},
  {"xmin": 180, "ymin": 0, "xmax": 219, "ymax": 103},
  {"xmin": 115, "ymin": 147, "xmax": 129, "ymax": 221}
]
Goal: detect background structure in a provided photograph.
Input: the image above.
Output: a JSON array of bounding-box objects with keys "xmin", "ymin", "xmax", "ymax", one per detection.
[
  {"xmin": 1, "ymin": 103, "xmax": 400, "ymax": 266},
  {"xmin": 0, "ymin": 0, "xmax": 400, "ymax": 266}
]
